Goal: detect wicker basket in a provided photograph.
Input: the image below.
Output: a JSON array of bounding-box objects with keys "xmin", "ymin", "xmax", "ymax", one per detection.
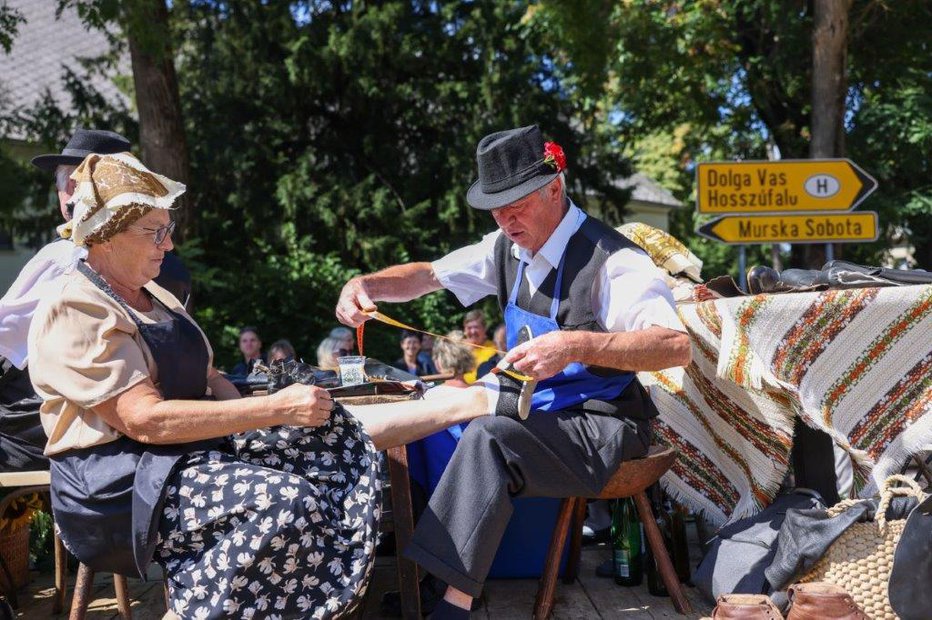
[
  {"xmin": 0, "ymin": 519, "xmax": 31, "ymax": 589},
  {"xmin": 798, "ymin": 475, "xmax": 927, "ymax": 620}
]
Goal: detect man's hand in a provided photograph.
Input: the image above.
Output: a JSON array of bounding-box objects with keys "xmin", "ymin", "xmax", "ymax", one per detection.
[
  {"xmin": 501, "ymin": 326, "xmax": 692, "ymax": 380},
  {"xmin": 335, "ymin": 276, "xmax": 377, "ymax": 327},
  {"xmin": 502, "ymin": 331, "xmax": 574, "ymax": 381}
]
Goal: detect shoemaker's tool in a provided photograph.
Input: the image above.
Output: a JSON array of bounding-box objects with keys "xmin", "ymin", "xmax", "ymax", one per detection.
[{"xmin": 360, "ymin": 309, "xmax": 533, "ymax": 382}]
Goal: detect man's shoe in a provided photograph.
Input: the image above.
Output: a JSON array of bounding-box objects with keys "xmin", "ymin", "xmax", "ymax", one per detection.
[
  {"xmin": 785, "ymin": 583, "xmax": 868, "ymax": 620},
  {"xmin": 711, "ymin": 594, "xmax": 782, "ymax": 619}
]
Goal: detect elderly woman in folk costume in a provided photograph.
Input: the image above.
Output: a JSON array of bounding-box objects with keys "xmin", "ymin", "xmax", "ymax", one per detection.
[{"xmin": 27, "ymin": 153, "xmax": 533, "ymax": 619}]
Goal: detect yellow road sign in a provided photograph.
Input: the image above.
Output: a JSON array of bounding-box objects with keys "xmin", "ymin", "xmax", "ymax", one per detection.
[
  {"xmin": 697, "ymin": 212, "xmax": 879, "ymax": 245},
  {"xmin": 696, "ymin": 159, "xmax": 877, "ymax": 214}
]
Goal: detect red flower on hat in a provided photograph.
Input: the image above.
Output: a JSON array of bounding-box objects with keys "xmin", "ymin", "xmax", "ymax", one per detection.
[{"xmin": 543, "ymin": 141, "xmax": 566, "ymax": 172}]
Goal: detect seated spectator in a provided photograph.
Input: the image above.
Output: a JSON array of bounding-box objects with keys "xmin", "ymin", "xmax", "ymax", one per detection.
[
  {"xmin": 392, "ymin": 330, "xmax": 437, "ymax": 377},
  {"xmin": 330, "ymin": 326, "xmax": 355, "ymax": 355},
  {"xmin": 417, "ymin": 334, "xmax": 435, "ymax": 370},
  {"xmin": 231, "ymin": 326, "xmax": 265, "ymax": 375},
  {"xmin": 462, "ymin": 309, "xmax": 498, "ymax": 383},
  {"xmin": 476, "ymin": 323, "xmax": 507, "ymax": 377},
  {"xmin": 268, "ymin": 339, "xmax": 296, "ymax": 362},
  {"xmin": 316, "ymin": 335, "xmax": 344, "ymax": 370},
  {"xmin": 407, "ymin": 331, "xmax": 475, "ymax": 496}
]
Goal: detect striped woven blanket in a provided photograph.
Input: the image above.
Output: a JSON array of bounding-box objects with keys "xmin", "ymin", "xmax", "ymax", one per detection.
[{"xmin": 639, "ymin": 284, "xmax": 932, "ymax": 525}]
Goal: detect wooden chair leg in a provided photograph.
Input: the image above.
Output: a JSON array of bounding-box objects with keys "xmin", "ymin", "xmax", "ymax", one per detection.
[
  {"xmin": 562, "ymin": 498, "xmax": 587, "ymax": 584},
  {"xmin": 69, "ymin": 563, "xmax": 95, "ymax": 620},
  {"xmin": 52, "ymin": 532, "xmax": 67, "ymax": 614},
  {"xmin": 386, "ymin": 445, "xmax": 421, "ymax": 619},
  {"xmin": 533, "ymin": 497, "xmax": 577, "ymax": 619},
  {"xmin": 113, "ymin": 574, "xmax": 132, "ymax": 619},
  {"xmin": 633, "ymin": 492, "xmax": 692, "ymax": 615}
]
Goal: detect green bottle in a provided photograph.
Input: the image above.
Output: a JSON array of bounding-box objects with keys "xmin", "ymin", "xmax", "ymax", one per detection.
[
  {"xmin": 611, "ymin": 498, "xmax": 643, "ymax": 586},
  {"xmin": 670, "ymin": 501, "xmax": 692, "ymax": 584}
]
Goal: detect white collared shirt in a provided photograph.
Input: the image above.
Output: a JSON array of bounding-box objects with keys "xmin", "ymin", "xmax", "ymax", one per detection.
[
  {"xmin": 0, "ymin": 240, "xmax": 86, "ymax": 369},
  {"xmin": 431, "ymin": 203, "xmax": 685, "ymax": 334}
]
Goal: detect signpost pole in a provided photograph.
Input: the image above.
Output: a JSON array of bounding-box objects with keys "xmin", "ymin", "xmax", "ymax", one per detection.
[
  {"xmin": 738, "ymin": 245, "xmax": 747, "ymax": 292},
  {"xmin": 825, "ymin": 243, "xmax": 834, "ymax": 262}
]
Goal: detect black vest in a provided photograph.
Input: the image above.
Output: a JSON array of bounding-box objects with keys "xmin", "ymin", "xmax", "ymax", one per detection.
[
  {"xmin": 493, "ymin": 214, "xmax": 642, "ymax": 330},
  {"xmin": 492, "ymin": 212, "xmax": 658, "ymax": 420}
]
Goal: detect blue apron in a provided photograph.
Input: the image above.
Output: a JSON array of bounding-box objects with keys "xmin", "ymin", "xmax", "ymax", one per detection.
[
  {"xmin": 505, "ymin": 251, "xmax": 634, "ymax": 412},
  {"xmin": 50, "ymin": 262, "xmax": 222, "ymax": 578}
]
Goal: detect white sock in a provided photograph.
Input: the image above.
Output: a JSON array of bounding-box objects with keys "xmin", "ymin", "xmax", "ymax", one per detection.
[{"xmin": 474, "ymin": 372, "xmax": 501, "ymax": 416}]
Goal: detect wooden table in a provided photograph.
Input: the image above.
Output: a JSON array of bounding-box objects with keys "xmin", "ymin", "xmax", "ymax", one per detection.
[{"xmin": 640, "ymin": 284, "xmax": 932, "ymax": 525}]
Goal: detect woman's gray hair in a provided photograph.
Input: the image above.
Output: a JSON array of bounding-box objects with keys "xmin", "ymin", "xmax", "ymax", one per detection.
[
  {"xmin": 316, "ymin": 336, "xmax": 342, "ymax": 370},
  {"xmin": 329, "ymin": 326, "xmax": 353, "ymax": 340},
  {"xmin": 432, "ymin": 330, "xmax": 475, "ymax": 377},
  {"xmin": 55, "ymin": 165, "xmax": 76, "ymax": 192}
]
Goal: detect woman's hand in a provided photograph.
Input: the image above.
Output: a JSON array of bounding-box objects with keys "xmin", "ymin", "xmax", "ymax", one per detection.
[{"xmin": 271, "ymin": 384, "xmax": 334, "ymax": 428}]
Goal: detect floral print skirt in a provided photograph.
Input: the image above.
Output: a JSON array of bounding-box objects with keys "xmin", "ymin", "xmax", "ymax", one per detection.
[{"xmin": 154, "ymin": 406, "xmax": 381, "ymax": 619}]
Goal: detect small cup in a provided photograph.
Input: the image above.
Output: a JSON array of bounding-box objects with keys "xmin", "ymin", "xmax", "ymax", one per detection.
[{"xmin": 337, "ymin": 355, "xmax": 367, "ymax": 386}]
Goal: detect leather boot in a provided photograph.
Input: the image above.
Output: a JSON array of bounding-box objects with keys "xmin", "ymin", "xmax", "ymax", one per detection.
[
  {"xmin": 746, "ymin": 265, "xmax": 826, "ymax": 294},
  {"xmin": 711, "ymin": 594, "xmax": 783, "ymax": 619},
  {"xmin": 785, "ymin": 582, "xmax": 869, "ymax": 620},
  {"xmin": 746, "ymin": 265, "xmax": 782, "ymax": 295}
]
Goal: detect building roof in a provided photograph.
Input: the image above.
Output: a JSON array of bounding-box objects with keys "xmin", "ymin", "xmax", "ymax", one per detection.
[
  {"xmin": 615, "ymin": 173, "xmax": 683, "ymax": 209},
  {"xmin": 0, "ymin": 0, "xmax": 129, "ymax": 140}
]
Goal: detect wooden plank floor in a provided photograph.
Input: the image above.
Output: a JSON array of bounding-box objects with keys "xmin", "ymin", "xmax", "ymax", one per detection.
[{"xmin": 12, "ymin": 544, "xmax": 712, "ymax": 618}]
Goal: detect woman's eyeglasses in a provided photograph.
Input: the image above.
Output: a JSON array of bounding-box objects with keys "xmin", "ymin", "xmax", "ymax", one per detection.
[{"xmin": 134, "ymin": 220, "xmax": 177, "ymax": 245}]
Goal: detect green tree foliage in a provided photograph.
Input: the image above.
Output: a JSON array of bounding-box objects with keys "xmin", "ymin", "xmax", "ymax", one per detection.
[
  {"xmin": 8, "ymin": 1, "xmax": 633, "ymax": 366},
  {"xmin": 532, "ymin": 0, "xmax": 932, "ymax": 273},
  {"xmin": 0, "ymin": 3, "xmax": 25, "ymax": 53}
]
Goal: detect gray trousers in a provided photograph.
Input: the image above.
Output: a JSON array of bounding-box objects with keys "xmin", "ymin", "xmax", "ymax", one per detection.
[{"xmin": 404, "ymin": 391, "xmax": 653, "ymax": 598}]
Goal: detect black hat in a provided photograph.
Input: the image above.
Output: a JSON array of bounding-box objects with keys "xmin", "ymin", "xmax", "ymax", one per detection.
[
  {"xmin": 30, "ymin": 128, "xmax": 131, "ymax": 172},
  {"xmin": 466, "ymin": 125, "xmax": 564, "ymax": 211}
]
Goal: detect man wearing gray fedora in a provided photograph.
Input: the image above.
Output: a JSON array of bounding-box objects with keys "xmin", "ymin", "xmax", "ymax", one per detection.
[
  {"xmin": 337, "ymin": 125, "xmax": 691, "ymax": 617},
  {"xmin": 0, "ymin": 129, "xmax": 191, "ymax": 472}
]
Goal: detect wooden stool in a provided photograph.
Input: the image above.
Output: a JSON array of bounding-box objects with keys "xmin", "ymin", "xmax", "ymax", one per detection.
[
  {"xmin": 0, "ymin": 470, "xmax": 133, "ymax": 618},
  {"xmin": 533, "ymin": 446, "xmax": 692, "ymax": 618}
]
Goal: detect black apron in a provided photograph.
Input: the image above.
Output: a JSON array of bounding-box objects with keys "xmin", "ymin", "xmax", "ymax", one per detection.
[{"xmin": 50, "ymin": 262, "xmax": 222, "ymax": 578}]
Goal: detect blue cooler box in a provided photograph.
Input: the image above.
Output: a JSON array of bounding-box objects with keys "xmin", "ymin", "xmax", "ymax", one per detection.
[{"xmin": 488, "ymin": 497, "xmax": 571, "ymax": 578}]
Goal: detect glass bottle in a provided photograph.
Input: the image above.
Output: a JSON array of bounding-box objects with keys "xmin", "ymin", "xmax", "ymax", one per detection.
[
  {"xmin": 645, "ymin": 538, "xmax": 669, "ymax": 596},
  {"xmin": 670, "ymin": 502, "xmax": 692, "ymax": 584},
  {"xmin": 611, "ymin": 498, "xmax": 643, "ymax": 586}
]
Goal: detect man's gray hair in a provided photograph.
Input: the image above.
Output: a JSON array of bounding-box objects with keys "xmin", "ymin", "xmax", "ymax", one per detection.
[
  {"xmin": 54, "ymin": 165, "xmax": 76, "ymax": 192},
  {"xmin": 537, "ymin": 172, "xmax": 567, "ymax": 202}
]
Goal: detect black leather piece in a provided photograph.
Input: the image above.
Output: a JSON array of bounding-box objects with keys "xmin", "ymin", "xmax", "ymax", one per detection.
[
  {"xmin": 492, "ymin": 325, "xmax": 535, "ymax": 420},
  {"xmin": 889, "ymin": 494, "xmax": 932, "ymax": 620},
  {"xmin": 493, "ymin": 371, "xmax": 523, "ymax": 420},
  {"xmin": 265, "ymin": 358, "xmax": 340, "ymax": 394}
]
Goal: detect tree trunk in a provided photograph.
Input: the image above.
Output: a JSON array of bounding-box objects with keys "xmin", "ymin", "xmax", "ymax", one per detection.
[
  {"xmin": 800, "ymin": 0, "xmax": 852, "ymax": 268},
  {"xmin": 123, "ymin": 0, "xmax": 192, "ymax": 240}
]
